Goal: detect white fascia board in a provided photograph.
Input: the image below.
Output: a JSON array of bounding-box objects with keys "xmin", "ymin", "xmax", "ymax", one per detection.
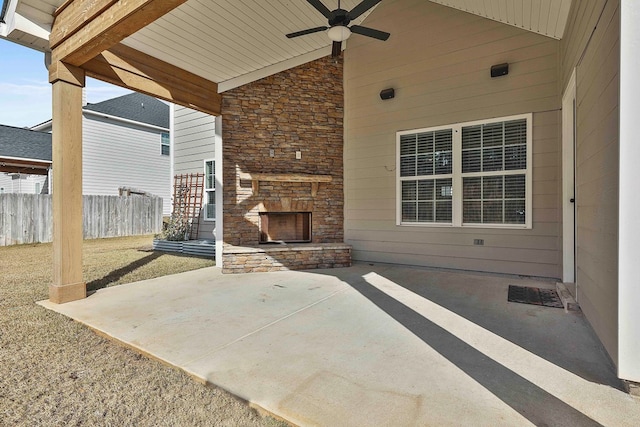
[
  {"xmin": 0, "ymin": 155, "xmax": 51, "ymax": 164},
  {"xmin": 33, "ymin": 111, "xmax": 170, "ymax": 133},
  {"xmin": 84, "ymin": 110, "xmax": 170, "ymax": 132},
  {"xmin": 1, "ymin": 0, "xmax": 50, "ymax": 51},
  {"xmin": 0, "ymin": 0, "xmax": 18, "ymax": 36},
  {"xmin": 30, "ymin": 120, "xmax": 52, "ymax": 131},
  {"xmin": 13, "ymin": 12, "xmax": 50, "ymax": 40}
]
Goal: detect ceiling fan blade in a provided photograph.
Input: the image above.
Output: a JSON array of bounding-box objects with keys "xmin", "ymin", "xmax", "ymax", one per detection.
[
  {"xmin": 331, "ymin": 40, "xmax": 342, "ymax": 57},
  {"xmin": 347, "ymin": 0, "xmax": 383, "ymax": 20},
  {"xmin": 286, "ymin": 26, "xmax": 328, "ymax": 38},
  {"xmin": 306, "ymin": 0, "xmax": 332, "ymax": 19},
  {"xmin": 350, "ymin": 25, "xmax": 390, "ymax": 41}
]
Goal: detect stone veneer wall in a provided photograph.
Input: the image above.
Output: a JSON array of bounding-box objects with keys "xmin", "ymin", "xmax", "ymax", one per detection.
[{"xmin": 221, "ymin": 56, "xmax": 346, "ymax": 272}]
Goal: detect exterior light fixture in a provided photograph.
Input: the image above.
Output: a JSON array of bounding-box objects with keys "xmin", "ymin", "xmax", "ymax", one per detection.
[
  {"xmin": 327, "ymin": 25, "xmax": 351, "ymax": 42},
  {"xmin": 380, "ymin": 88, "xmax": 395, "ymax": 100},
  {"xmin": 491, "ymin": 63, "xmax": 509, "ymax": 78}
]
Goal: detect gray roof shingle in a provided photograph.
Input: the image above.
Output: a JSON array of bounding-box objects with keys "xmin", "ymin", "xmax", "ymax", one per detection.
[
  {"xmin": 0, "ymin": 125, "xmax": 52, "ymax": 162},
  {"xmin": 84, "ymin": 92, "xmax": 169, "ymax": 129}
]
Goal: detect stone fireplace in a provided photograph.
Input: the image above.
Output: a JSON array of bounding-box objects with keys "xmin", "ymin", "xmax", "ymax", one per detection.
[{"xmin": 221, "ymin": 56, "xmax": 351, "ymax": 273}]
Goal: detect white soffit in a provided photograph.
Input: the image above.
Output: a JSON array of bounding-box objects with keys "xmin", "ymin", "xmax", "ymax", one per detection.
[
  {"xmin": 430, "ymin": 0, "xmax": 573, "ymax": 40},
  {"xmin": 11, "ymin": 0, "xmax": 573, "ymax": 91},
  {"xmin": 121, "ymin": 0, "xmax": 373, "ymax": 92}
]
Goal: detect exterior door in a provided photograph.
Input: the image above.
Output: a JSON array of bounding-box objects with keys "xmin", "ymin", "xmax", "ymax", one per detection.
[{"xmin": 562, "ymin": 69, "xmax": 577, "ymax": 284}]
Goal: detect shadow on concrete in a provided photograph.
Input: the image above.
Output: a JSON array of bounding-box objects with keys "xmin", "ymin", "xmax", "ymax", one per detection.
[{"xmin": 335, "ymin": 267, "xmax": 604, "ymax": 426}]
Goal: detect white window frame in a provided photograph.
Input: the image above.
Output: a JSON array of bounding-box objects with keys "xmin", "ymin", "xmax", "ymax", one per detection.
[
  {"xmin": 396, "ymin": 113, "xmax": 532, "ymax": 229},
  {"xmin": 161, "ymin": 132, "xmax": 170, "ymax": 156},
  {"xmin": 204, "ymin": 159, "xmax": 215, "ymax": 222}
]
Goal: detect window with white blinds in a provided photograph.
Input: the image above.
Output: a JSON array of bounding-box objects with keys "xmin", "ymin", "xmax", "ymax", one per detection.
[{"xmin": 397, "ymin": 114, "xmax": 532, "ymax": 228}]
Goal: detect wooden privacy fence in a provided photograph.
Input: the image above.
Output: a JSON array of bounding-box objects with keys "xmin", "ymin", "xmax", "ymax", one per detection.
[{"xmin": 0, "ymin": 194, "xmax": 163, "ymax": 246}]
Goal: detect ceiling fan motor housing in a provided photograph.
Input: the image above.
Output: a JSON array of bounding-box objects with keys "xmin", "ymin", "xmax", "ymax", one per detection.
[{"xmin": 329, "ymin": 9, "xmax": 350, "ymax": 27}]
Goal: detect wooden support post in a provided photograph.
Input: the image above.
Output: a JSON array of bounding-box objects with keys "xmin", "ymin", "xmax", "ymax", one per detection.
[{"xmin": 49, "ymin": 61, "xmax": 86, "ymax": 304}]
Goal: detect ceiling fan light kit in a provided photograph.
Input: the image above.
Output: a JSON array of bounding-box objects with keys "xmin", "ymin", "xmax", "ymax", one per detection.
[
  {"xmin": 328, "ymin": 25, "xmax": 352, "ymax": 42},
  {"xmin": 287, "ymin": 0, "xmax": 390, "ymax": 57}
]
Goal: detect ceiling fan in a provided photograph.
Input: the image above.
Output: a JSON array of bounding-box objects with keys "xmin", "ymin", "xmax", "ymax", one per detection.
[{"xmin": 286, "ymin": 0, "xmax": 390, "ymax": 57}]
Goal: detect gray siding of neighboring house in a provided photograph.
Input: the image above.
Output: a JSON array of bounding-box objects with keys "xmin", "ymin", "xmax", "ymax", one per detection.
[
  {"xmin": 40, "ymin": 115, "xmax": 171, "ymax": 215},
  {"xmin": 343, "ymin": 0, "xmax": 562, "ymax": 278},
  {"xmin": 173, "ymin": 105, "xmax": 216, "ymax": 240},
  {"xmin": 82, "ymin": 115, "xmax": 171, "ymax": 215},
  {"xmin": 560, "ymin": 0, "xmax": 620, "ymax": 365}
]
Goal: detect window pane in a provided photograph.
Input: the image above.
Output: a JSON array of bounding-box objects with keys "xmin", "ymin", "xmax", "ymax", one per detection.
[
  {"xmin": 505, "ymin": 200, "xmax": 526, "ymax": 224},
  {"xmin": 205, "ymin": 161, "xmax": 215, "ymax": 189},
  {"xmin": 417, "ymin": 180, "xmax": 434, "ymax": 201},
  {"xmin": 463, "ymin": 177, "xmax": 481, "ymax": 199},
  {"xmin": 435, "ymin": 201, "xmax": 452, "ymax": 222},
  {"xmin": 483, "ymin": 176, "xmax": 503, "ymax": 199},
  {"xmin": 505, "ymin": 145, "xmax": 527, "ymax": 170},
  {"xmin": 482, "ymin": 122, "xmax": 503, "ymax": 147},
  {"xmin": 483, "ymin": 200, "xmax": 503, "ymax": 223},
  {"xmin": 436, "ymin": 179, "xmax": 453, "ymax": 200},
  {"xmin": 402, "ymin": 181, "xmax": 417, "ymax": 201},
  {"xmin": 417, "ymin": 132, "xmax": 433, "ymax": 154},
  {"xmin": 434, "ymin": 129, "xmax": 452, "ymax": 151},
  {"xmin": 435, "ymin": 151, "xmax": 452, "ymax": 174},
  {"xmin": 462, "ymin": 149, "xmax": 481, "ymax": 173},
  {"xmin": 400, "ymin": 135, "xmax": 416, "ymax": 155},
  {"xmin": 400, "ymin": 156, "xmax": 416, "ymax": 177},
  {"xmin": 462, "ymin": 125, "xmax": 481, "ymax": 149},
  {"xmin": 463, "ymin": 201, "xmax": 481, "ymax": 223},
  {"xmin": 505, "ymin": 175, "xmax": 525, "ymax": 198},
  {"xmin": 504, "ymin": 119, "xmax": 527, "ymax": 145},
  {"xmin": 161, "ymin": 144, "xmax": 170, "ymax": 156},
  {"xmin": 418, "ymin": 202, "xmax": 433, "ymax": 222},
  {"xmin": 416, "ymin": 154, "xmax": 434, "ymax": 176},
  {"xmin": 483, "ymin": 147, "xmax": 503, "ymax": 171},
  {"xmin": 402, "ymin": 202, "xmax": 417, "ymax": 222}
]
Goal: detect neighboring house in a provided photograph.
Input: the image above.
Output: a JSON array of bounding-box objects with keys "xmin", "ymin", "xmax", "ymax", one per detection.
[
  {"xmin": 0, "ymin": 124, "xmax": 51, "ymax": 194},
  {"xmin": 32, "ymin": 92, "xmax": 172, "ymax": 215},
  {"xmin": 2, "ymin": 0, "xmax": 639, "ymax": 385},
  {"xmin": 171, "ymin": 105, "xmax": 220, "ymax": 241}
]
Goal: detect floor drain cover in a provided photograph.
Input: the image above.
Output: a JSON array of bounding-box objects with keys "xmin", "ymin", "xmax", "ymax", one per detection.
[{"xmin": 508, "ymin": 285, "xmax": 564, "ymax": 308}]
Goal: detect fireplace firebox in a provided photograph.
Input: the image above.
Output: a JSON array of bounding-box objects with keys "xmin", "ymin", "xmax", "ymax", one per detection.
[{"xmin": 260, "ymin": 212, "xmax": 311, "ymax": 243}]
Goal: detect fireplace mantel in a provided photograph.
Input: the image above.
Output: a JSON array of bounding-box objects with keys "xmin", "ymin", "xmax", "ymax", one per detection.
[{"xmin": 239, "ymin": 172, "xmax": 332, "ymax": 197}]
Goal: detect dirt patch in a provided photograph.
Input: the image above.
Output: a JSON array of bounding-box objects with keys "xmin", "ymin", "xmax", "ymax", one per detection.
[{"xmin": 0, "ymin": 235, "xmax": 288, "ymax": 426}]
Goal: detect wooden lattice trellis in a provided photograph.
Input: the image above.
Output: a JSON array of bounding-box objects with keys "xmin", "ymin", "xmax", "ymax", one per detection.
[{"xmin": 172, "ymin": 173, "xmax": 204, "ymax": 240}]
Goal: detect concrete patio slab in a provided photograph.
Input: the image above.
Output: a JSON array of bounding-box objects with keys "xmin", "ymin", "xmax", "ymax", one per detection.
[{"xmin": 39, "ymin": 263, "xmax": 640, "ymax": 426}]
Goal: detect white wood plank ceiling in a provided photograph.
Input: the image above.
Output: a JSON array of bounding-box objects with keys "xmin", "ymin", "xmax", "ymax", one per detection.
[
  {"xmin": 430, "ymin": 0, "xmax": 573, "ymax": 40},
  {"xmin": 13, "ymin": 0, "xmax": 573, "ymax": 91}
]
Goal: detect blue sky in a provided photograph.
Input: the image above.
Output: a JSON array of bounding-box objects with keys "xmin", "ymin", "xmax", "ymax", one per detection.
[{"xmin": 0, "ymin": 38, "xmax": 132, "ymax": 128}]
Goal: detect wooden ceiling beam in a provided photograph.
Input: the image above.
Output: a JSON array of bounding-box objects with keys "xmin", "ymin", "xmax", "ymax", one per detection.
[
  {"xmin": 81, "ymin": 43, "xmax": 221, "ymax": 116},
  {"xmin": 51, "ymin": 0, "xmax": 188, "ymax": 67}
]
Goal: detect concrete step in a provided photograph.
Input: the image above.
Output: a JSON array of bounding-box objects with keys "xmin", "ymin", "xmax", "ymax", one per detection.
[{"xmin": 555, "ymin": 282, "xmax": 579, "ymax": 312}]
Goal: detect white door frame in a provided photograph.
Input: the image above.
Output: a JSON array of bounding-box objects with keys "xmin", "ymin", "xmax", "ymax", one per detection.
[{"xmin": 562, "ymin": 69, "xmax": 577, "ymax": 284}]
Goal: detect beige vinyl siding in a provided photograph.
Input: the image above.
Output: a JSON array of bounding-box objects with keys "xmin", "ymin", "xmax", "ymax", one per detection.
[
  {"xmin": 82, "ymin": 115, "xmax": 171, "ymax": 215},
  {"xmin": 344, "ymin": 0, "xmax": 562, "ymax": 277},
  {"xmin": 173, "ymin": 105, "xmax": 216, "ymax": 240},
  {"xmin": 560, "ymin": 0, "xmax": 620, "ymax": 364}
]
